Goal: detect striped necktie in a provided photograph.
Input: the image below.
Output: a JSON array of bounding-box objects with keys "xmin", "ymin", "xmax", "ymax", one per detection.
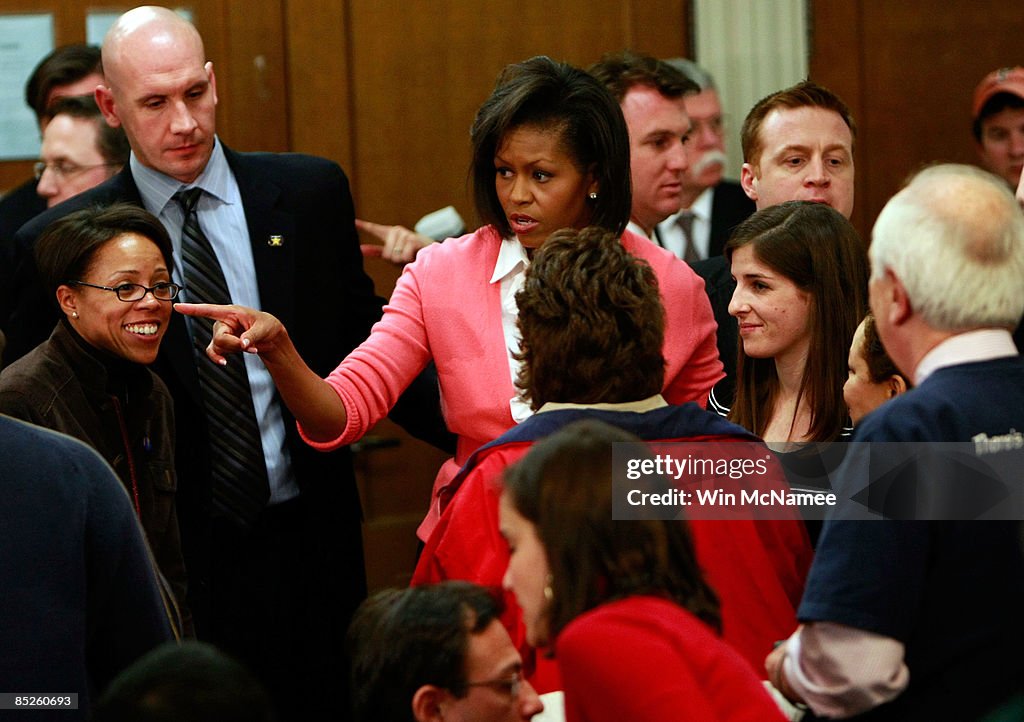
[
  {"xmin": 176, "ymin": 187, "xmax": 269, "ymax": 527},
  {"xmin": 677, "ymin": 211, "xmax": 700, "ymax": 264}
]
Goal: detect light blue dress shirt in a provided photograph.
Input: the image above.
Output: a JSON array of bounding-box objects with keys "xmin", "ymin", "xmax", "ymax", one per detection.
[{"xmin": 132, "ymin": 138, "xmax": 300, "ymax": 504}]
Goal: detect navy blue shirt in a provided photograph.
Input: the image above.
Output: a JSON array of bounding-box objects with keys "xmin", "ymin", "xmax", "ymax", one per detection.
[{"xmin": 799, "ymin": 357, "xmax": 1024, "ymax": 721}]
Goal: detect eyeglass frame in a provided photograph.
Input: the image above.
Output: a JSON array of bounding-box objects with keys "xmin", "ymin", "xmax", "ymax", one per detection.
[
  {"xmin": 464, "ymin": 669, "xmax": 524, "ymax": 703},
  {"xmin": 34, "ymin": 160, "xmax": 120, "ymax": 181},
  {"xmin": 67, "ymin": 280, "xmax": 183, "ymax": 302}
]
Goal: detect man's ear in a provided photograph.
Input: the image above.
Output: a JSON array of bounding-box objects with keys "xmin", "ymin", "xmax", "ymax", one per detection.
[
  {"xmin": 411, "ymin": 685, "xmax": 448, "ymax": 722},
  {"xmin": 889, "ymin": 272, "xmax": 913, "ymax": 327},
  {"xmin": 740, "ymin": 163, "xmax": 759, "ymax": 202},
  {"xmin": 95, "ymin": 85, "xmax": 120, "ymax": 128},
  {"xmin": 887, "ymin": 373, "xmax": 908, "ymax": 397},
  {"xmin": 206, "ymin": 61, "xmax": 218, "ymax": 106}
]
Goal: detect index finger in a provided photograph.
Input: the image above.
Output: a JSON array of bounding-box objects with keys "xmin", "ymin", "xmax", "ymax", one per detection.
[
  {"xmin": 355, "ymin": 218, "xmax": 393, "ymax": 242},
  {"xmin": 173, "ymin": 302, "xmax": 238, "ymax": 322}
]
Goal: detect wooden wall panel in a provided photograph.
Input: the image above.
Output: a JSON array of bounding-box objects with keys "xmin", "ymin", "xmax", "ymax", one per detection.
[
  {"xmin": 345, "ymin": 0, "xmax": 692, "ymax": 237},
  {"xmin": 811, "ymin": 0, "xmax": 1024, "ymax": 238},
  {"xmin": 219, "ymin": 0, "xmax": 290, "ymax": 152},
  {"xmin": 283, "ymin": 0, "xmax": 353, "ymax": 168}
]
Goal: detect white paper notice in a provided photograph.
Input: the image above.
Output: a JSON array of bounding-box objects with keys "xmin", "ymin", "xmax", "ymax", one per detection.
[{"xmin": 0, "ymin": 14, "xmax": 53, "ymax": 160}]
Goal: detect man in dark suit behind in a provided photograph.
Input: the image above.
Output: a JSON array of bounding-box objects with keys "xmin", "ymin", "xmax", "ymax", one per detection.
[
  {"xmin": 0, "ymin": 44, "xmax": 102, "ymax": 329},
  {"xmin": 6, "ymin": 7, "xmax": 436, "ymax": 721},
  {"xmin": 655, "ymin": 59, "xmax": 755, "ymax": 262}
]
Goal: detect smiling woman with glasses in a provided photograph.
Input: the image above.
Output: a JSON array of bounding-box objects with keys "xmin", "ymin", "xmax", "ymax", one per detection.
[
  {"xmin": 0, "ymin": 203, "xmax": 189, "ymax": 637},
  {"xmin": 68, "ymin": 279, "xmax": 182, "ymax": 302}
]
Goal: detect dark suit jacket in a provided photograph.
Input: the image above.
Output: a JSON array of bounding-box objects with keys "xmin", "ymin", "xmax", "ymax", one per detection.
[
  {"xmin": 0, "ymin": 177, "xmax": 46, "ymax": 329},
  {"xmin": 692, "ymin": 254, "xmax": 736, "ymax": 406},
  {"xmin": 706, "ymin": 180, "xmax": 756, "ymax": 258},
  {"xmin": 8, "ymin": 147, "xmax": 446, "ymax": 627}
]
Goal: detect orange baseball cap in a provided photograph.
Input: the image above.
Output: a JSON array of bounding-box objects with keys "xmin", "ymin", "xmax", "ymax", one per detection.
[{"xmin": 973, "ymin": 66, "xmax": 1024, "ymax": 119}]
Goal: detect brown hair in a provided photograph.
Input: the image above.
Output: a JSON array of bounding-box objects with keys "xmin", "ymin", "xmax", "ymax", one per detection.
[
  {"xmin": 25, "ymin": 44, "xmax": 101, "ymax": 123},
  {"xmin": 726, "ymin": 201, "xmax": 868, "ymax": 441},
  {"xmin": 502, "ymin": 419, "xmax": 721, "ymax": 643},
  {"xmin": 514, "ymin": 226, "xmax": 665, "ymax": 408},
  {"xmin": 741, "ymin": 80, "xmax": 856, "ymax": 170},
  {"xmin": 46, "ymin": 95, "xmax": 129, "ymax": 167},
  {"xmin": 860, "ymin": 312, "xmax": 911, "ymax": 388},
  {"xmin": 587, "ymin": 50, "xmax": 697, "ymax": 104}
]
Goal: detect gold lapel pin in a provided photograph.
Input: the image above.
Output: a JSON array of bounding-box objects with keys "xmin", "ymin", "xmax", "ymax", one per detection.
[{"xmin": 268, "ymin": 235, "xmax": 284, "ymax": 247}]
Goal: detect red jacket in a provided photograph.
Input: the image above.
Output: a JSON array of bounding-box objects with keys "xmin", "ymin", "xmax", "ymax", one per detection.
[{"xmin": 412, "ymin": 404, "xmax": 812, "ymax": 689}]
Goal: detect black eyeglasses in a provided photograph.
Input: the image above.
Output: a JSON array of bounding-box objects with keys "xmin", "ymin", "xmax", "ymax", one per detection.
[
  {"xmin": 34, "ymin": 160, "xmax": 120, "ymax": 181},
  {"xmin": 69, "ymin": 280, "xmax": 182, "ymax": 302},
  {"xmin": 465, "ymin": 670, "xmax": 524, "ymax": 703}
]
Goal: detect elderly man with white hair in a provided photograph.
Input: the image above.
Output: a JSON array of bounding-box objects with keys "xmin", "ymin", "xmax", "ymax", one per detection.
[{"xmin": 766, "ymin": 164, "xmax": 1024, "ymax": 721}]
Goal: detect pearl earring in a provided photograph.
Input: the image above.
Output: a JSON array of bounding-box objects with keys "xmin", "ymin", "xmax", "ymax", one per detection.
[
  {"xmin": 588, "ymin": 191, "xmax": 598, "ymax": 200},
  {"xmin": 544, "ymin": 574, "xmax": 554, "ymax": 602},
  {"xmin": 71, "ymin": 311, "xmax": 79, "ymax": 319}
]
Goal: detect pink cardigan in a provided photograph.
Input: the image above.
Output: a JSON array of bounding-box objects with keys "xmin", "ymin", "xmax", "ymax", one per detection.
[{"xmin": 300, "ymin": 225, "xmax": 722, "ymax": 538}]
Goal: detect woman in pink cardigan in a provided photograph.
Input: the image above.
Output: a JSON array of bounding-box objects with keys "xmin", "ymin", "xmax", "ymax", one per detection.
[{"xmin": 177, "ymin": 56, "xmax": 722, "ymax": 539}]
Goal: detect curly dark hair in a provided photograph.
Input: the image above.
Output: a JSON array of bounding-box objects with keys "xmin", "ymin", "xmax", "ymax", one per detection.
[
  {"xmin": 860, "ymin": 312, "xmax": 910, "ymax": 387},
  {"xmin": 514, "ymin": 226, "xmax": 665, "ymax": 408}
]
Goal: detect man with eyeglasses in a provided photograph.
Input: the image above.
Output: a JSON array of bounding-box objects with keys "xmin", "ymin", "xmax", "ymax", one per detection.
[
  {"xmin": 0, "ymin": 44, "xmax": 104, "ymax": 339},
  {"xmin": 348, "ymin": 582, "xmax": 545, "ymax": 722},
  {"xmin": 656, "ymin": 59, "xmax": 755, "ymax": 263},
  {"xmin": 36, "ymin": 95, "xmax": 129, "ymax": 208}
]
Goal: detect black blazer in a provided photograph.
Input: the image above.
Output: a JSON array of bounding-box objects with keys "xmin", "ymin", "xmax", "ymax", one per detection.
[
  {"xmin": 0, "ymin": 177, "xmax": 46, "ymax": 328},
  {"xmin": 707, "ymin": 180, "xmax": 756, "ymax": 258}
]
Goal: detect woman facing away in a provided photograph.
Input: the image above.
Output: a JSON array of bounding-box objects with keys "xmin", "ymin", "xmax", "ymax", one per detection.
[
  {"xmin": 413, "ymin": 226, "xmax": 810, "ymax": 688},
  {"xmin": 177, "ymin": 56, "xmax": 722, "ymax": 539},
  {"xmin": 0, "ymin": 203, "xmax": 187, "ymax": 635},
  {"xmin": 498, "ymin": 419, "xmax": 787, "ymax": 722}
]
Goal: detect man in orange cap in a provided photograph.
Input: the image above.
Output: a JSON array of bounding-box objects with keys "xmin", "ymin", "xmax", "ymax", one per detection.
[{"xmin": 972, "ymin": 66, "xmax": 1024, "ymax": 188}]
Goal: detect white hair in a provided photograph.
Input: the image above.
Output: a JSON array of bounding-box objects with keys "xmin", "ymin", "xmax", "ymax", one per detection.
[{"xmin": 870, "ymin": 164, "xmax": 1024, "ymax": 331}]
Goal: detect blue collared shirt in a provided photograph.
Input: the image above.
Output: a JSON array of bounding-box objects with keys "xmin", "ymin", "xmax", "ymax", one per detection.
[{"xmin": 132, "ymin": 139, "xmax": 299, "ymax": 503}]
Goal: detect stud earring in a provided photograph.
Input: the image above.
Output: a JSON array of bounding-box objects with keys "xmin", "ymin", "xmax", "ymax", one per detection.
[
  {"xmin": 71, "ymin": 311, "xmax": 79, "ymax": 319},
  {"xmin": 543, "ymin": 574, "xmax": 554, "ymax": 602},
  {"xmin": 588, "ymin": 191, "xmax": 598, "ymax": 200}
]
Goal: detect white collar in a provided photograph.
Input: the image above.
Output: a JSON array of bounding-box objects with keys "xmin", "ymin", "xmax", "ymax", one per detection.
[
  {"xmin": 687, "ymin": 186, "xmax": 714, "ymax": 220},
  {"xmin": 626, "ymin": 220, "xmax": 651, "ymax": 239},
  {"xmin": 489, "ymin": 236, "xmax": 530, "ymax": 285},
  {"xmin": 914, "ymin": 329, "xmax": 1018, "ymax": 385},
  {"xmin": 131, "ymin": 136, "xmax": 237, "ymax": 213},
  {"xmin": 537, "ymin": 394, "xmax": 669, "ymax": 414}
]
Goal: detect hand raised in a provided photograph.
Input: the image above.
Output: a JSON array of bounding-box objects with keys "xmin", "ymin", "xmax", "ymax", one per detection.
[
  {"xmin": 356, "ymin": 218, "xmax": 433, "ymax": 265},
  {"xmin": 174, "ymin": 302, "xmax": 288, "ymax": 365}
]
